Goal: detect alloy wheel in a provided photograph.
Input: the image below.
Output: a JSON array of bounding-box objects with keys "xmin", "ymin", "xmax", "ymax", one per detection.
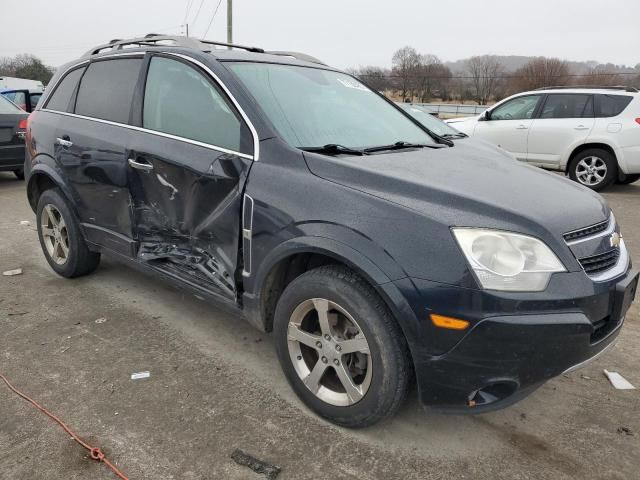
[
  {"xmin": 575, "ymin": 156, "xmax": 607, "ymax": 187},
  {"xmin": 40, "ymin": 204, "xmax": 70, "ymax": 265},
  {"xmin": 287, "ymin": 298, "xmax": 372, "ymax": 406}
]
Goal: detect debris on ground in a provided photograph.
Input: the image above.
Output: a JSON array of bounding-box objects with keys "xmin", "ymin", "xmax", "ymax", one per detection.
[
  {"xmin": 580, "ymin": 374, "xmax": 592, "ymax": 380},
  {"xmin": 130, "ymin": 371, "xmax": 150, "ymax": 380},
  {"xmin": 617, "ymin": 426, "xmax": 634, "ymax": 436},
  {"xmin": 230, "ymin": 449, "xmax": 281, "ymax": 480},
  {"xmin": 2, "ymin": 268, "xmax": 23, "ymax": 276},
  {"xmin": 604, "ymin": 369, "xmax": 636, "ymax": 390},
  {"xmin": 7, "ymin": 311, "xmax": 28, "ymax": 316},
  {"xmin": 95, "ymin": 317, "xmax": 107, "ymax": 324},
  {"xmin": 19, "ymin": 220, "xmax": 30, "ymax": 226}
]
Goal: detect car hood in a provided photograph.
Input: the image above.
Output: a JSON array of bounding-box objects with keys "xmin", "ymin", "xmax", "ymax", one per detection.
[{"xmin": 304, "ymin": 143, "xmax": 609, "ymax": 240}]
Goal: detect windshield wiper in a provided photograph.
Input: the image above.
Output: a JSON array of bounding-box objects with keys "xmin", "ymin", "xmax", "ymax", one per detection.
[
  {"xmin": 300, "ymin": 144, "xmax": 367, "ymax": 156},
  {"xmin": 441, "ymin": 133, "xmax": 468, "ymax": 139},
  {"xmin": 363, "ymin": 141, "xmax": 441, "ymax": 153}
]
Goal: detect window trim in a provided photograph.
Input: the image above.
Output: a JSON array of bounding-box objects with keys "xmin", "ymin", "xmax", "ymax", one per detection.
[
  {"xmin": 40, "ymin": 51, "xmax": 259, "ymax": 161},
  {"xmin": 140, "ymin": 52, "xmax": 253, "ymax": 157},
  {"xmin": 537, "ymin": 93, "xmax": 595, "ymax": 120}
]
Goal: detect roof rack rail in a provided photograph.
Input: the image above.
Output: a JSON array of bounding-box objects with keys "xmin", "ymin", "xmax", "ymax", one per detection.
[
  {"xmin": 84, "ymin": 34, "xmax": 265, "ymax": 57},
  {"xmin": 266, "ymin": 51, "xmax": 326, "ymax": 65},
  {"xmin": 535, "ymin": 85, "xmax": 639, "ymax": 93}
]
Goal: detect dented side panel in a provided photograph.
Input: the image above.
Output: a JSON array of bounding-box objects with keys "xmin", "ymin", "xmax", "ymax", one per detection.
[{"xmin": 128, "ymin": 130, "xmax": 251, "ymax": 299}]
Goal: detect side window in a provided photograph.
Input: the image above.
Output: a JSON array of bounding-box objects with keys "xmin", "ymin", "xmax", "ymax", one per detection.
[
  {"xmin": 44, "ymin": 67, "xmax": 85, "ymax": 112},
  {"xmin": 490, "ymin": 95, "xmax": 540, "ymax": 121},
  {"xmin": 4, "ymin": 91, "xmax": 27, "ymax": 110},
  {"xmin": 30, "ymin": 93, "xmax": 42, "ymax": 110},
  {"xmin": 75, "ymin": 58, "xmax": 142, "ymax": 123},
  {"xmin": 596, "ymin": 94, "xmax": 633, "ymax": 118},
  {"xmin": 143, "ymin": 56, "xmax": 251, "ymax": 154},
  {"xmin": 540, "ymin": 94, "xmax": 593, "ymax": 119}
]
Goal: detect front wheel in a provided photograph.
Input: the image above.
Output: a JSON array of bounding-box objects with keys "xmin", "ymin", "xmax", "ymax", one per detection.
[
  {"xmin": 568, "ymin": 149, "xmax": 616, "ymax": 191},
  {"xmin": 274, "ymin": 266, "xmax": 411, "ymax": 428}
]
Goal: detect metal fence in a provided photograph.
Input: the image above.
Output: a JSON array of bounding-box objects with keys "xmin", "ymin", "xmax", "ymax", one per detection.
[{"xmin": 408, "ymin": 103, "xmax": 488, "ymax": 118}]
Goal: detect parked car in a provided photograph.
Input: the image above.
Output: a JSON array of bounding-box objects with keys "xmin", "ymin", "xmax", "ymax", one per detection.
[
  {"xmin": 447, "ymin": 87, "xmax": 640, "ymax": 191},
  {"xmin": 25, "ymin": 35, "xmax": 638, "ymax": 427},
  {"xmin": 0, "ymin": 94, "xmax": 28, "ymax": 179},
  {"xmin": 1, "ymin": 88, "xmax": 44, "ymax": 112},
  {"xmin": 398, "ymin": 103, "xmax": 517, "ymax": 160}
]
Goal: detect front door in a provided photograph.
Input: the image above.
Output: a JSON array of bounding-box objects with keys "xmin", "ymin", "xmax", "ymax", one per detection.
[
  {"xmin": 474, "ymin": 94, "xmax": 542, "ymax": 161},
  {"xmin": 127, "ymin": 54, "xmax": 255, "ymax": 300}
]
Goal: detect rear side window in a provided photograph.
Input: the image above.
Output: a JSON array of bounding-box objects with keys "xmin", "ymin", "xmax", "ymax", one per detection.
[
  {"xmin": 75, "ymin": 58, "xmax": 142, "ymax": 123},
  {"xmin": 45, "ymin": 67, "xmax": 85, "ymax": 112},
  {"xmin": 0, "ymin": 94, "xmax": 23, "ymax": 113},
  {"xmin": 596, "ymin": 94, "xmax": 633, "ymax": 118},
  {"xmin": 540, "ymin": 94, "xmax": 593, "ymax": 119},
  {"xmin": 30, "ymin": 93, "xmax": 42, "ymax": 110},
  {"xmin": 2, "ymin": 91, "xmax": 27, "ymax": 110},
  {"xmin": 143, "ymin": 56, "xmax": 250, "ymax": 154}
]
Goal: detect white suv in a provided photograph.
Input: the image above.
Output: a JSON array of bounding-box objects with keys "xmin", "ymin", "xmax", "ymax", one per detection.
[{"xmin": 447, "ymin": 87, "xmax": 640, "ymax": 191}]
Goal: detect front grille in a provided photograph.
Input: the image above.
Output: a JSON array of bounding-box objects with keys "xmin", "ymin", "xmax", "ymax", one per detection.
[
  {"xmin": 578, "ymin": 248, "xmax": 620, "ymax": 274},
  {"xmin": 563, "ymin": 218, "xmax": 609, "ymax": 242}
]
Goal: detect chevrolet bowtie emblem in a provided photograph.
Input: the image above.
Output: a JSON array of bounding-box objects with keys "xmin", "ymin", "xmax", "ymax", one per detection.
[{"xmin": 610, "ymin": 232, "xmax": 621, "ymax": 248}]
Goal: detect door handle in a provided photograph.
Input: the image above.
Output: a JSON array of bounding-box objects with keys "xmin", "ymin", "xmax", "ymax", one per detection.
[
  {"xmin": 55, "ymin": 137, "xmax": 73, "ymax": 148},
  {"xmin": 128, "ymin": 157, "xmax": 154, "ymax": 171},
  {"xmin": 516, "ymin": 125, "xmax": 528, "ymax": 130},
  {"xmin": 575, "ymin": 125, "xmax": 590, "ymax": 130}
]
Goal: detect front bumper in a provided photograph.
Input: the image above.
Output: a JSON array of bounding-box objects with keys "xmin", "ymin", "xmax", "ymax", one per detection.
[{"xmin": 395, "ymin": 268, "xmax": 638, "ymax": 412}]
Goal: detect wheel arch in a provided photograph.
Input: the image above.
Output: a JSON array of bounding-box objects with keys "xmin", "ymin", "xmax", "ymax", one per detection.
[
  {"xmin": 26, "ymin": 163, "xmax": 76, "ymax": 214},
  {"xmin": 565, "ymin": 142, "xmax": 617, "ymax": 173},
  {"xmin": 242, "ymin": 237, "xmax": 419, "ymax": 361}
]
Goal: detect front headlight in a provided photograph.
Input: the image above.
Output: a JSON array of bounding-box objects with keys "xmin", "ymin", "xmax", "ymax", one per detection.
[{"xmin": 452, "ymin": 228, "xmax": 566, "ymax": 291}]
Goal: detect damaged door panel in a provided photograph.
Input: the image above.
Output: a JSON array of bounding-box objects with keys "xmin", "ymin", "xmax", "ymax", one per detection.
[{"xmin": 128, "ymin": 54, "xmax": 254, "ymax": 300}]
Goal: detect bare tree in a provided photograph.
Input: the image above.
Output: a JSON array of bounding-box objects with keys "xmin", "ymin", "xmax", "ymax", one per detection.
[
  {"xmin": 348, "ymin": 66, "xmax": 392, "ymax": 92},
  {"xmin": 467, "ymin": 55, "xmax": 503, "ymax": 105},
  {"xmin": 414, "ymin": 55, "xmax": 452, "ymax": 102},
  {"xmin": 511, "ymin": 57, "xmax": 571, "ymax": 91},
  {"xmin": 577, "ymin": 66, "xmax": 623, "ymax": 86},
  {"xmin": 0, "ymin": 54, "xmax": 54, "ymax": 84},
  {"xmin": 392, "ymin": 46, "xmax": 420, "ymax": 101}
]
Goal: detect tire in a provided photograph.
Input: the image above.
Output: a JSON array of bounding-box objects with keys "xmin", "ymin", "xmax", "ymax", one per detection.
[
  {"xmin": 36, "ymin": 188, "xmax": 101, "ymax": 278},
  {"xmin": 273, "ymin": 265, "xmax": 411, "ymax": 428},
  {"xmin": 13, "ymin": 169, "xmax": 24, "ymax": 180},
  {"xmin": 616, "ymin": 173, "xmax": 640, "ymax": 185},
  {"xmin": 568, "ymin": 148, "xmax": 616, "ymax": 192}
]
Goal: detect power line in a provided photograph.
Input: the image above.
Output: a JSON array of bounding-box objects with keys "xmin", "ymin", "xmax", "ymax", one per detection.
[
  {"xmin": 202, "ymin": 0, "xmax": 224, "ymax": 39},
  {"xmin": 183, "ymin": 0, "xmax": 195, "ymax": 24},
  {"xmin": 190, "ymin": 0, "xmax": 207, "ymax": 29}
]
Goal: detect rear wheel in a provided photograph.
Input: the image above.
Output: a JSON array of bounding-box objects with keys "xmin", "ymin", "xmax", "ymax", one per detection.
[
  {"xmin": 568, "ymin": 148, "xmax": 616, "ymax": 191},
  {"xmin": 274, "ymin": 265, "xmax": 411, "ymax": 428},
  {"xmin": 616, "ymin": 173, "xmax": 640, "ymax": 185},
  {"xmin": 13, "ymin": 169, "xmax": 24, "ymax": 180},
  {"xmin": 36, "ymin": 188, "xmax": 101, "ymax": 278}
]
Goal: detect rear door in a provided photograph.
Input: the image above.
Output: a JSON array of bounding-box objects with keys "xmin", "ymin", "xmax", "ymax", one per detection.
[
  {"xmin": 473, "ymin": 94, "xmax": 542, "ymax": 160},
  {"xmin": 527, "ymin": 93, "xmax": 594, "ymax": 168},
  {"xmin": 127, "ymin": 54, "xmax": 255, "ymax": 299},
  {"xmin": 54, "ymin": 56, "xmax": 143, "ymax": 255}
]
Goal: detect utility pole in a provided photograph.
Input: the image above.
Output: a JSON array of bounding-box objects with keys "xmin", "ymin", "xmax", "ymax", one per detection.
[
  {"xmin": 227, "ymin": 0, "xmax": 233, "ymax": 47},
  {"xmin": 185, "ymin": 23, "xmax": 189, "ymax": 37}
]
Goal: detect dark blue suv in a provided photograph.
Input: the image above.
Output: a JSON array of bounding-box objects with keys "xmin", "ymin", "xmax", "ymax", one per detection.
[{"xmin": 24, "ymin": 35, "xmax": 638, "ymax": 427}]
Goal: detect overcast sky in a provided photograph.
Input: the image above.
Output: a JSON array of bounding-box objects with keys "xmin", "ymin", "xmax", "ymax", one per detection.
[{"xmin": 1, "ymin": 0, "xmax": 638, "ymax": 70}]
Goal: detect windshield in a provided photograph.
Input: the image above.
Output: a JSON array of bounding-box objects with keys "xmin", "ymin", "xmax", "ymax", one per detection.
[
  {"xmin": 228, "ymin": 62, "xmax": 436, "ymax": 149},
  {"xmin": 398, "ymin": 105, "xmax": 463, "ymax": 137},
  {"xmin": 0, "ymin": 94, "xmax": 24, "ymax": 113}
]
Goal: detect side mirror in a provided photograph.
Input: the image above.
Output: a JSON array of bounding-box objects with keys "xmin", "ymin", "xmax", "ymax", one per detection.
[{"xmin": 479, "ymin": 110, "xmax": 491, "ymax": 121}]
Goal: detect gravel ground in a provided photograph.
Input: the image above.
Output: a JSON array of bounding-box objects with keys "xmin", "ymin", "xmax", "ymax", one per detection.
[{"xmin": 1, "ymin": 171, "xmax": 638, "ymax": 480}]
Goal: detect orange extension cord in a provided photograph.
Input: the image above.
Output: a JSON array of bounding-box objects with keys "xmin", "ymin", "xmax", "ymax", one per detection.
[{"xmin": 0, "ymin": 372, "xmax": 129, "ymax": 480}]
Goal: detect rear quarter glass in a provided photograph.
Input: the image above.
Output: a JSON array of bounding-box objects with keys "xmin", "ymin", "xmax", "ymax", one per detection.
[{"xmin": 596, "ymin": 94, "xmax": 633, "ymax": 118}]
